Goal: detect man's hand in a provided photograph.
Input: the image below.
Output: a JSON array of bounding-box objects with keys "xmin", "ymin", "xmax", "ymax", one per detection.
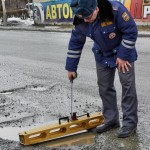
[
  {"xmin": 68, "ymin": 71, "xmax": 77, "ymax": 81},
  {"xmin": 116, "ymin": 58, "xmax": 132, "ymax": 73}
]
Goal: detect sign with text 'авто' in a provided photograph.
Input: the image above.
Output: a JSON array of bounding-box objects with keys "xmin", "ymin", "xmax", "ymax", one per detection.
[{"xmin": 33, "ymin": 0, "xmax": 150, "ymax": 23}]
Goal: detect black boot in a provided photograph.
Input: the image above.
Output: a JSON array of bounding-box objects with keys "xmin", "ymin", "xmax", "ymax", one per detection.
[
  {"xmin": 118, "ymin": 126, "xmax": 137, "ymax": 138},
  {"xmin": 96, "ymin": 123, "xmax": 120, "ymax": 133}
]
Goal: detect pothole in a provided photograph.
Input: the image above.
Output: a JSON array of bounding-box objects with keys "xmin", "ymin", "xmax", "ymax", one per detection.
[
  {"xmin": 30, "ymin": 86, "xmax": 48, "ymax": 92},
  {"xmin": 0, "ymin": 119, "xmax": 56, "ymax": 142},
  {"xmin": 0, "ymin": 127, "xmax": 95, "ymax": 148}
]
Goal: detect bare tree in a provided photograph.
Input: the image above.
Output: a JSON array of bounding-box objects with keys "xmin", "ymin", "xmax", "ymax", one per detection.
[{"xmin": 1, "ymin": 0, "xmax": 7, "ymax": 25}]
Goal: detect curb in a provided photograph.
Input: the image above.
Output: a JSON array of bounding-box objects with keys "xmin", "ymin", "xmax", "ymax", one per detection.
[
  {"xmin": 138, "ymin": 33, "xmax": 150, "ymax": 37},
  {"xmin": 0, "ymin": 26, "xmax": 150, "ymax": 37},
  {"xmin": 0, "ymin": 26, "xmax": 71, "ymax": 33}
]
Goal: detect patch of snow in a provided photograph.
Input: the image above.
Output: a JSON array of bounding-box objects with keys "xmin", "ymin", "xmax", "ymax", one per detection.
[
  {"xmin": 19, "ymin": 18, "xmax": 34, "ymax": 26},
  {"xmin": 7, "ymin": 17, "xmax": 22, "ymax": 22},
  {"xmin": 0, "ymin": 17, "xmax": 34, "ymax": 26}
]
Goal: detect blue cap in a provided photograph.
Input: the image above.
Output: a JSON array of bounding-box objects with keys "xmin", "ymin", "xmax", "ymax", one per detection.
[{"xmin": 70, "ymin": 0, "xmax": 98, "ymax": 19}]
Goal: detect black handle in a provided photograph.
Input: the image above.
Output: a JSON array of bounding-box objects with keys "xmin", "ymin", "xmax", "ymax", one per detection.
[
  {"xmin": 77, "ymin": 113, "xmax": 90, "ymax": 118},
  {"xmin": 59, "ymin": 116, "xmax": 69, "ymax": 124}
]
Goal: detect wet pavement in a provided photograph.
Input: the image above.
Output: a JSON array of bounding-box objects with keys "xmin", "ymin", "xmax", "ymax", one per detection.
[{"xmin": 0, "ymin": 30, "xmax": 149, "ymax": 149}]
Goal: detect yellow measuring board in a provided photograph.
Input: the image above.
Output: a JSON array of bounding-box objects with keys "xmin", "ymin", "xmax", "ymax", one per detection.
[{"xmin": 19, "ymin": 112, "xmax": 104, "ymax": 145}]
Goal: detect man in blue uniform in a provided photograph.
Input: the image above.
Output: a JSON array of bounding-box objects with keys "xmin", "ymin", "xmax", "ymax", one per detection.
[{"xmin": 65, "ymin": 0, "xmax": 138, "ymax": 138}]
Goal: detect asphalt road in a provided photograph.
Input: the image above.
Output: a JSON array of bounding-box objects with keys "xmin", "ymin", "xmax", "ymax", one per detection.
[{"xmin": 0, "ymin": 30, "xmax": 149, "ymax": 150}]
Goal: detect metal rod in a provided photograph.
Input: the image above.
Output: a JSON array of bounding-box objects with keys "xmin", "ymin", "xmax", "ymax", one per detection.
[{"xmin": 70, "ymin": 80, "xmax": 73, "ymax": 116}]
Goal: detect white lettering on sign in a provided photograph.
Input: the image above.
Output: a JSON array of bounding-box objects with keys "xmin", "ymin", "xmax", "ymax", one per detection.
[{"xmin": 143, "ymin": 6, "xmax": 150, "ymax": 18}]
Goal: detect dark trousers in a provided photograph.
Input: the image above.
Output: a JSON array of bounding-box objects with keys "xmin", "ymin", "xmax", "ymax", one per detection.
[{"xmin": 96, "ymin": 62, "xmax": 138, "ymax": 128}]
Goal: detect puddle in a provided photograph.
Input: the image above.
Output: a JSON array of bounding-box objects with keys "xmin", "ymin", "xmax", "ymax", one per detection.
[
  {"xmin": 41, "ymin": 131, "xmax": 95, "ymax": 148},
  {"xmin": 0, "ymin": 126, "xmax": 31, "ymax": 141},
  {"xmin": 0, "ymin": 92, "xmax": 13, "ymax": 95},
  {"xmin": 0, "ymin": 120, "xmax": 57, "ymax": 142},
  {"xmin": 0, "ymin": 125, "xmax": 95, "ymax": 148},
  {"xmin": 0, "ymin": 85, "xmax": 49, "ymax": 95}
]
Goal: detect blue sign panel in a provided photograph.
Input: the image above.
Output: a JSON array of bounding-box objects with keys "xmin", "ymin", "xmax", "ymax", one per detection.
[{"xmin": 34, "ymin": 0, "xmax": 73, "ymax": 23}]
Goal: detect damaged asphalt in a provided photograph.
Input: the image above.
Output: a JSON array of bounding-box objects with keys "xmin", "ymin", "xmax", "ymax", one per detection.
[{"xmin": 0, "ymin": 26, "xmax": 149, "ymax": 150}]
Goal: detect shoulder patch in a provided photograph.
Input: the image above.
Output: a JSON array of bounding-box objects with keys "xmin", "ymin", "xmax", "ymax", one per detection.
[{"xmin": 122, "ymin": 12, "xmax": 130, "ymax": 21}]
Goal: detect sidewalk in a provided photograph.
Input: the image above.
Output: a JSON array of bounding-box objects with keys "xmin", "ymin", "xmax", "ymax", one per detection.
[{"xmin": 0, "ymin": 25, "xmax": 150, "ymax": 37}]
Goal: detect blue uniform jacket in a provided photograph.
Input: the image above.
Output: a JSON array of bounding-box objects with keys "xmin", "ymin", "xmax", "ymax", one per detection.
[{"xmin": 66, "ymin": 1, "xmax": 138, "ymax": 71}]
